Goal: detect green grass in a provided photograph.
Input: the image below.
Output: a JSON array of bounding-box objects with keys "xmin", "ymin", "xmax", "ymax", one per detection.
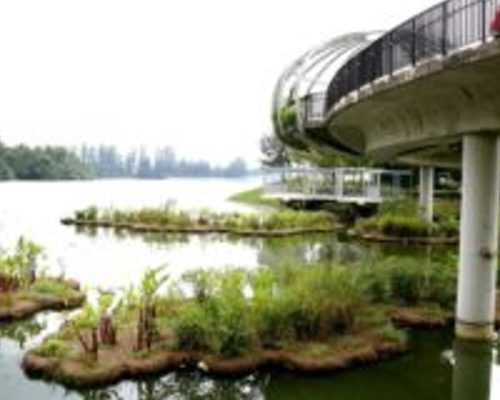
[
  {"xmin": 30, "ymin": 278, "xmax": 79, "ymax": 298},
  {"xmin": 32, "ymin": 338, "xmax": 70, "ymax": 358},
  {"xmin": 355, "ymin": 199, "xmax": 459, "ymax": 239},
  {"xmin": 229, "ymin": 187, "xmax": 281, "ymax": 208},
  {"xmin": 374, "ymin": 324, "xmax": 407, "ymax": 344},
  {"xmin": 302, "ymin": 342, "xmax": 332, "ymax": 358}
]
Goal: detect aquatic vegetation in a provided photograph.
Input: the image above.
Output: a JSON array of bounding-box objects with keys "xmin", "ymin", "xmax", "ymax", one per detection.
[
  {"xmin": 0, "ymin": 318, "xmax": 45, "ymax": 348},
  {"xmin": 0, "ymin": 238, "xmax": 85, "ymax": 321},
  {"xmin": 32, "ymin": 338, "xmax": 70, "ymax": 358},
  {"xmin": 67, "ymin": 206, "xmax": 337, "ymax": 235},
  {"xmin": 357, "ymin": 214, "xmax": 435, "ymax": 237},
  {"xmin": 0, "ymin": 236, "xmax": 44, "ymax": 290},
  {"xmin": 363, "ymin": 257, "xmax": 457, "ymax": 309},
  {"xmin": 0, "ymin": 237, "xmax": 85, "ymax": 321},
  {"xmin": 30, "ymin": 278, "xmax": 79, "ymax": 298},
  {"xmin": 355, "ymin": 199, "xmax": 459, "ymax": 240},
  {"xmin": 70, "ymin": 304, "xmax": 100, "ymax": 359},
  {"xmin": 22, "ymin": 251, "xmax": 465, "ymax": 390},
  {"xmin": 175, "ymin": 269, "xmax": 254, "ymax": 357},
  {"xmin": 74, "ymin": 206, "xmax": 98, "ymax": 222},
  {"xmin": 136, "ymin": 266, "xmax": 169, "ymax": 352},
  {"xmin": 25, "ymin": 254, "xmax": 463, "ymax": 386}
]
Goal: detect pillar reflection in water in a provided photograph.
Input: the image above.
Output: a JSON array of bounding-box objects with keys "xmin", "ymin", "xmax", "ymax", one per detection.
[{"xmin": 453, "ymin": 340, "xmax": 493, "ymax": 400}]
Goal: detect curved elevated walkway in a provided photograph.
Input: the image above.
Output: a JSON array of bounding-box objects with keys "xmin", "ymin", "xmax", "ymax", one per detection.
[
  {"xmin": 274, "ymin": 0, "xmax": 500, "ymax": 166},
  {"xmin": 273, "ymin": 0, "xmax": 500, "ymax": 341}
]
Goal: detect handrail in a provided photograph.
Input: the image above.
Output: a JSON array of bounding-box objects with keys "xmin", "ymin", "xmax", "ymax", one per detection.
[
  {"xmin": 262, "ymin": 167, "xmax": 412, "ymax": 202},
  {"xmin": 325, "ymin": 0, "xmax": 500, "ymax": 112}
]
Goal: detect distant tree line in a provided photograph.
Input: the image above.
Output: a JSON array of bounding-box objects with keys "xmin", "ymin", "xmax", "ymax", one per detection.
[
  {"xmin": 0, "ymin": 142, "xmax": 91, "ymax": 180},
  {"xmin": 79, "ymin": 145, "xmax": 248, "ymax": 178}
]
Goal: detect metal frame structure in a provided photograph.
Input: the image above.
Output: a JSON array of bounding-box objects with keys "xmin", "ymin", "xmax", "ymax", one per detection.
[
  {"xmin": 272, "ymin": 32, "xmax": 381, "ymax": 147},
  {"xmin": 262, "ymin": 167, "xmax": 412, "ymax": 205}
]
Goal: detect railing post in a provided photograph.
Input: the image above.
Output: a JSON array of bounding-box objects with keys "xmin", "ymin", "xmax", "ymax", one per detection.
[
  {"xmin": 388, "ymin": 32, "xmax": 394, "ymax": 76},
  {"xmin": 442, "ymin": 1, "xmax": 448, "ymax": 55},
  {"xmin": 482, "ymin": 0, "xmax": 487, "ymax": 43},
  {"xmin": 411, "ymin": 18, "xmax": 417, "ymax": 66},
  {"xmin": 304, "ymin": 95, "xmax": 309, "ymax": 127}
]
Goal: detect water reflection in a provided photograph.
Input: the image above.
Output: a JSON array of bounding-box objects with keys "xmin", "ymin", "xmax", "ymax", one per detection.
[
  {"xmin": 452, "ymin": 340, "xmax": 495, "ymax": 400},
  {"xmin": 0, "ymin": 319, "xmax": 45, "ymax": 349},
  {"xmin": 79, "ymin": 373, "xmax": 266, "ymax": 400},
  {"xmin": 70, "ymin": 224, "xmax": 457, "ymax": 275}
]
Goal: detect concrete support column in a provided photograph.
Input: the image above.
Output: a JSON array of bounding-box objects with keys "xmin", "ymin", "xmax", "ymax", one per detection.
[
  {"xmin": 456, "ymin": 133, "xmax": 500, "ymax": 341},
  {"xmin": 418, "ymin": 166, "xmax": 434, "ymax": 223}
]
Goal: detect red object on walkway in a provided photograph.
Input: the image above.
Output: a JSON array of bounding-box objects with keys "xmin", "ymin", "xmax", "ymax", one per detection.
[{"xmin": 491, "ymin": 9, "xmax": 500, "ymax": 34}]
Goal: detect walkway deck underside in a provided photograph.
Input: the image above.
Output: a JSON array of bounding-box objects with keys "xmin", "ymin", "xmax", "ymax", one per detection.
[{"xmin": 323, "ymin": 40, "xmax": 500, "ymax": 166}]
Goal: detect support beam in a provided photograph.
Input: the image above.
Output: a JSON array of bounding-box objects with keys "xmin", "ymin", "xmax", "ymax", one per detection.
[
  {"xmin": 418, "ymin": 166, "xmax": 434, "ymax": 223},
  {"xmin": 456, "ymin": 134, "xmax": 500, "ymax": 341}
]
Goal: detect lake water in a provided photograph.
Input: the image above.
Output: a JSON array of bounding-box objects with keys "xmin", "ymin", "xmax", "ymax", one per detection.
[{"xmin": 0, "ymin": 178, "xmax": 497, "ymax": 400}]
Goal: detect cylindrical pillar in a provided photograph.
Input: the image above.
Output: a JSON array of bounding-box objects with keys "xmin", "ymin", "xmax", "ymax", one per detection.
[
  {"xmin": 418, "ymin": 166, "xmax": 434, "ymax": 223},
  {"xmin": 456, "ymin": 133, "xmax": 500, "ymax": 340}
]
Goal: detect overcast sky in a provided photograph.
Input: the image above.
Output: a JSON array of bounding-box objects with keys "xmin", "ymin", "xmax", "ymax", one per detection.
[{"xmin": 0, "ymin": 0, "xmax": 440, "ymax": 166}]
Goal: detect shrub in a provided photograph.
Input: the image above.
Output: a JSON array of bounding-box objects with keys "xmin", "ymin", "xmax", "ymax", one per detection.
[
  {"xmin": 356, "ymin": 199, "xmax": 459, "ymax": 239},
  {"xmin": 174, "ymin": 303, "xmax": 214, "ymax": 352},
  {"xmin": 419, "ymin": 262, "xmax": 457, "ymax": 309},
  {"xmin": 363, "ymin": 269, "xmax": 390, "ymax": 303},
  {"xmin": 250, "ymin": 264, "xmax": 365, "ymax": 343},
  {"xmin": 390, "ymin": 269, "xmax": 421, "ymax": 305},
  {"xmin": 75, "ymin": 206, "xmax": 98, "ymax": 221},
  {"xmin": 375, "ymin": 324, "xmax": 406, "ymax": 344},
  {"xmin": 0, "ymin": 237, "xmax": 44, "ymax": 289},
  {"xmin": 278, "ymin": 105, "xmax": 297, "ymax": 128},
  {"xmin": 174, "ymin": 270, "xmax": 255, "ymax": 357},
  {"xmin": 34, "ymin": 338, "xmax": 69, "ymax": 358},
  {"xmin": 355, "ymin": 214, "xmax": 434, "ymax": 238},
  {"xmin": 31, "ymin": 279, "xmax": 76, "ymax": 298},
  {"xmin": 379, "ymin": 257, "xmax": 457, "ymax": 308}
]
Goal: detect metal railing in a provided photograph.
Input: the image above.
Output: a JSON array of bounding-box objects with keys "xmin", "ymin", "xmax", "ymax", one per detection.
[
  {"xmin": 326, "ymin": 0, "xmax": 500, "ymax": 111},
  {"xmin": 263, "ymin": 167, "xmax": 412, "ymax": 203}
]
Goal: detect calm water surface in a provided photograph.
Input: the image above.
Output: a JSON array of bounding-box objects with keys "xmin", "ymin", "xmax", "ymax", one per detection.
[{"xmin": 0, "ymin": 179, "xmax": 496, "ymax": 400}]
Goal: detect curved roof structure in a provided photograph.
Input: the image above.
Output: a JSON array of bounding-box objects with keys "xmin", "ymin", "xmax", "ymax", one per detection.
[{"xmin": 272, "ymin": 32, "xmax": 381, "ymax": 151}]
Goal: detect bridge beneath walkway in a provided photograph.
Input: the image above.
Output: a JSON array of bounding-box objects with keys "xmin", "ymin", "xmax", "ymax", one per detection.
[{"xmin": 262, "ymin": 167, "xmax": 411, "ymax": 206}]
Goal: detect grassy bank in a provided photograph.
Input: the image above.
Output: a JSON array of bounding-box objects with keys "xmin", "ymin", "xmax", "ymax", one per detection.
[
  {"xmin": 0, "ymin": 238, "xmax": 85, "ymax": 321},
  {"xmin": 63, "ymin": 206, "xmax": 337, "ymax": 236},
  {"xmin": 24, "ymin": 255, "xmax": 460, "ymax": 387},
  {"xmin": 229, "ymin": 187, "xmax": 281, "ymax": 208}
]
